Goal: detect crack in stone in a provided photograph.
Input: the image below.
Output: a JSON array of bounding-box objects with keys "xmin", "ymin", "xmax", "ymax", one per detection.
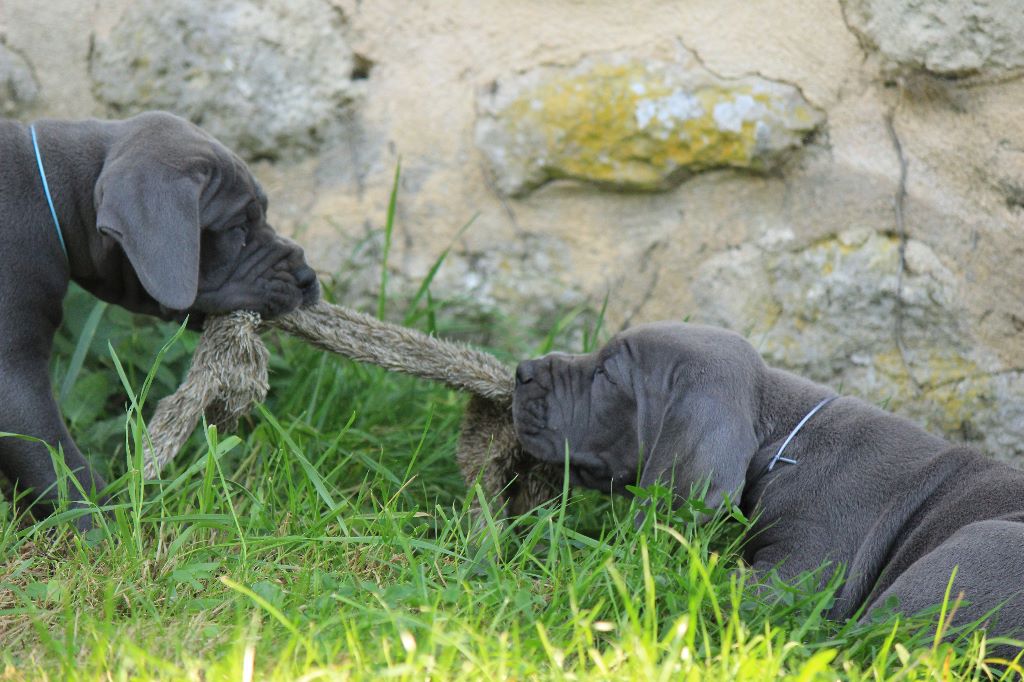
[
  {"xmin": 882, "ymin": 86, "xmax": 922, "ymax": 393},
  {"xmin": 478, "ymin": 160, "xmax": 523, "ymax": 238},
  {"xmin": 618, "ymin": 240, "xmax": 665, "ymax": 331},
  {"xmin": 679, "ymin": 35, "xmax": 823, "ymax": 108},
  {"xmin": 924, "ymin": 367, "xmax": 1024, "ymax": 392},
  {"xmin": 836, "ymin": 0, "xmax": 874, "ymax": 59}
]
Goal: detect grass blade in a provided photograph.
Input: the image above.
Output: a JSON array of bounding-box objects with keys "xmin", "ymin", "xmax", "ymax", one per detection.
[
  {"xmin": 378, "ymin": 160, "xmax": 401, "ymax": 320},
  {"xmin": 59, "ymin": 300, "xmax": 108, "ymax": 404}
]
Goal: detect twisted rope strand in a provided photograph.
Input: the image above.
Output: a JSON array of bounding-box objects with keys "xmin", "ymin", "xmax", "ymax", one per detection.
[{"xmin": 140, "ymin": 302, "xmax": 555, "ymax": 514}]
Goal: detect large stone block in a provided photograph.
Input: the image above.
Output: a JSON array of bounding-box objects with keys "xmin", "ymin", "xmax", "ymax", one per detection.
[
  {"xmin": 693, "ymin": 229, "xmax": 1024, "ymax": 459},
  {"xmin": 89, "ymin": 0, "xmax": 361, "ymax": 160},
  {"xmin": 842, "ymin": 0, "xmax": 1024, "ymax": 76},
  {"xmin": 476, "ymin": 50, "xmax": 824, "ymax": 196}
]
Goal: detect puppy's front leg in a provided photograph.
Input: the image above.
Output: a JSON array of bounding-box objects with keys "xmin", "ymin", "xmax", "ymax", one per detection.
[{"xmin": 0, "ymin": 353, "xmax": 106, "ymax": 529}]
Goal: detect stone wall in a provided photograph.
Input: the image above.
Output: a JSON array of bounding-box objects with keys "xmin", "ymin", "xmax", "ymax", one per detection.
[{"xmin": 2, "ymin": 0, "xmax": 1022, "ymax": 459}]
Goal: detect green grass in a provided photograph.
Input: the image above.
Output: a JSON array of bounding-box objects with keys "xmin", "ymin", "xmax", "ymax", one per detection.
[{"xmin": 0, "ymin": 285, "xmax": 1020, "ymax": 680}]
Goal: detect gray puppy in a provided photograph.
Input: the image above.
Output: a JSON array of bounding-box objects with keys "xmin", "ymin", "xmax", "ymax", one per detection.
[
  {"xmin": 0, "ymin": 111, "xmax": 318, "ymax": 524},
  {"xmin": 513, "ymin": 321, "xmax": 1024, "ymax": 646}
]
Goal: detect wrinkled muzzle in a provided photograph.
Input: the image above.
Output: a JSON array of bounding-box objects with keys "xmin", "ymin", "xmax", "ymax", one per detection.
[{"xmin": 192, "ymin": 230, "xmax": 319, "ymax": 320}]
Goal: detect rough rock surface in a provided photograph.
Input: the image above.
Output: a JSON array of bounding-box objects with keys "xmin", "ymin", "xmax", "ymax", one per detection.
[
  {"xmin": 89, "ymin": 0, "xmax": 360, "ymax": 160},
  {"xmin": 693, "ymin": 229, "xmax": 1024, "ymax": 459},
  {"xmin": 476, "ymin": 49, "xmax": 825, "ymax": 196},
  {"xmin": 442, "ymin": 232, "xmax": 586, "ymax": 320},
  {"xmin": 842, "ymin": 0, "xmax": 1024, "ymax": 76},
  {"xmin": 0, "ymin": 43, "xmax": 38, "ymax": 116}
]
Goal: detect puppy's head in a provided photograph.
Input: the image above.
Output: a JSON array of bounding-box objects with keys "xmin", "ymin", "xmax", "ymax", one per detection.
[
  {"xmin": 512, "ymin": 322, "xmax": 764, "ymax": 512},
  {"xmin": 93, "ymin": 111, "xmax": 318, "ymax": 321}
]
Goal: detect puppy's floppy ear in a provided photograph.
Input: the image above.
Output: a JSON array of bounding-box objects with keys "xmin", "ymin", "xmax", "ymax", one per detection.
[
  {"xmin": 635, "ymin": 380, "xmax": 756, "ymax": 518},
  {"xmin": 94, "ymin": 156, "xmax": 203, "ymax": 311}
]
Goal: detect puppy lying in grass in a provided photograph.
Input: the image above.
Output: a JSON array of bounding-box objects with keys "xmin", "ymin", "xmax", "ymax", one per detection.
[{"xmin": 512, "ymin": 321, "xmax": 1024, "ymax": 653}]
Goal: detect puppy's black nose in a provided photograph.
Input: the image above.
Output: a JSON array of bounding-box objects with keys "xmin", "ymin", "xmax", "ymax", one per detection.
[
  {"xmin": 515, "ymin": 361, "xmax": 536, "ymax": 385},
  {"xmin": 296, "ymin": 265, "xmax": 318, "ymax": 291},
  {"xmin": 298, "ymin": 267, "xmax": 320, "ymax": 306}
]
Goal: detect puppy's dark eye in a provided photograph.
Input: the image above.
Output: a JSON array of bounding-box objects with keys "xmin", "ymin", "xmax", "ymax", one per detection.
[
  {"xmin": 246, "ymin": 202, "xmax": 263, "ymax": 222},
  {"xmin": 594, "ymin": 365, "xmax": 615, "ymax": 384},
  {"xmin": 233, "ymin": 225, "xmax": 247, "ymax": 248}
]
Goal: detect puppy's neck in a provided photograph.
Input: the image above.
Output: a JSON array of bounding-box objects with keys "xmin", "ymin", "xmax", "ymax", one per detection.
[
  {"xmin": 750, "ymin": 367, "xmax": 837, "ymax": 471},
  {"xmin": 25, "ymin": 120, "xmax": 163, "ymax": 314},
  {"xmin": 26, "ymin": 120, "xmax": 117, "ymax": 282}
]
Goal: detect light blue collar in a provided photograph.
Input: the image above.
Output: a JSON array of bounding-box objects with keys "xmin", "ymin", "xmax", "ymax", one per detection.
[
  {"xmin": 29, "ymin": 124, "xmax": 69, "ymax": 261},
  {"xmin": 767, "ymin": 395, "xmax": 838, "ymax": 471}
]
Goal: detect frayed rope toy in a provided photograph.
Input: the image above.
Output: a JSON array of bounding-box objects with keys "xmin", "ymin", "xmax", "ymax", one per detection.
[{"xmin": 142, "ymin": 302, "xmax": 561, "ymax": 516}]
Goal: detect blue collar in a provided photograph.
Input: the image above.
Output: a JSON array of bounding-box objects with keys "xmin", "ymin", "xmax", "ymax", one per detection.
[
  {"xmin": 29, "ymin": 125, "xmax": 69, "ymax": 261},
  {"xmin": 767, "ymin": 395, "xmax": 837, "ymax": 471}
]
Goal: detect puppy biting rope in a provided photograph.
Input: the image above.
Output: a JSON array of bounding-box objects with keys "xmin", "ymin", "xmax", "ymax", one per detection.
[{"xmin": 142, "ymin": 301, "xmax": 560, "ymax": 515}]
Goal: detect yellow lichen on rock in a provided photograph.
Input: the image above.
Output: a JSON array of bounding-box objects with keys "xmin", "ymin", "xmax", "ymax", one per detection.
[{"xmin": 476, "ymin": 54, "xmax": 825, "ymax": 195}]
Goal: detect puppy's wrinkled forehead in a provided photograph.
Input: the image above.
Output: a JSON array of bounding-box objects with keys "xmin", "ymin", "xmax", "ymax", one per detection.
[
  {"xmin": 614, "ymin": 321, "xmax": 751, "ymax": 364},
  {"xmin": 615, "ymin": 321, "xmax": 698, "ymax": 350},
  {"xmin": 199, "ymin": 136, "xmax": 267, "ymax": 217},
  {"xmin": 539, "ymin": 322, "xmax": 698, "ymax": 378},
  {"xmin": 129, "ymin": 112, "xmax": 266, "ymax": 219},
  {"xmin": 595, "ymin": 322, "xmax": 690, "ymax": 367}
]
